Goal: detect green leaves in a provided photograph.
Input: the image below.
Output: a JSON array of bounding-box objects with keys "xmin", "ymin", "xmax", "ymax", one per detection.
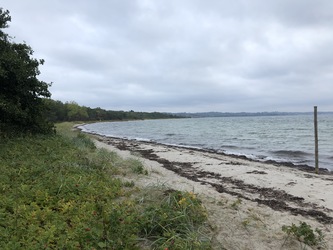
[
  {"xmin": 282, "ymin": 222, "xmax": 325, "ymax": 247},
  {"xmin": 66, "ymin": 101, "xmax": 89, "ymax": 121},
  {"xmin": 0, "ymin": 8, "xmax": 53, "ymax": 136},
  {"xmin": 0, "ymin": 135, "xmax": 124, "ymax": 248},
  {"xmin": 0, "ymin": 8, "xmax": 11, "ymax": 32},
  {"xmin": 138, "ymin": 189, "xmax": 211, "ymax": 249}
]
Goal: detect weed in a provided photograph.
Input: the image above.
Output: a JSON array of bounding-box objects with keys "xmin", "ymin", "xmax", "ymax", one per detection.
[
  {"xmin": 138, "ymin": 188, "xmax": 211, "ymax": 249},
  {"xmin": 123, "ymin": 180, "xmax": 136, "ymax": 187},
  {"xmin": 124, "ymin": 158, "xmax": 148, "ymax": 175},
  {"xmin": 230, "ymin": 198, "xmax": 242, "ymax": 210},
  {"xmin": 242, "ymin": 219, "xmax": 250, "ymax": 228},
  {"xmin": 282, "ymin": 221, "xmax": 325, "ymax": 247},
  {"xmin": 72, "ymin": 132, "xmax": 96, "ymax": 150}
]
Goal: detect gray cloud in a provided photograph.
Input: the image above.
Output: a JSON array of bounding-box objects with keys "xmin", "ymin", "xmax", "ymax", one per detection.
[{"xmin": 2, "ymin": 0, "xmax": 333, "ymax": 112}]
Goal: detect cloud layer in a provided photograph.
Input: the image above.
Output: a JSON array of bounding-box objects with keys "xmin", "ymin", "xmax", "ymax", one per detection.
[{"xmin": 2, "ymin": 0, "xmax": 333, "ymax": 112}]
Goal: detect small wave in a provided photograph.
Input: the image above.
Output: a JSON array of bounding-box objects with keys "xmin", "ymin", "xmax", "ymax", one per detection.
[
  {"xmin": 256, "ymin": 155, "xmax": 269, "ymax": 160},
  {"xmin": 165, "ymin": 133, "xmax": 176, "ymax": 137},
  {"xmin": 221, "ymin": 145, "xmax": 239, "ymax": 149},
  {"xmin": 163, "ymin": 143, "xmax": 202, "ymax": 150},
  {"xmin": 129, "ymin": 137, "xmax": 152, "ymax": 142},
  {"xmin": 271, "ymin": 150, "xmax": 311, "ymax": 157},
  {"xmin": 220, "ymin": 145, "xmax": 257, "ymax": 151}
]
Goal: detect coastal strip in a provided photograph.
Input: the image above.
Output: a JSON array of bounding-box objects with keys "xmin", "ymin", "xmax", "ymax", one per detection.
[
  {"xmin": 97, "ymin": 136, "xmax": 333, "ymax": 221},
  {"xmin": 80, "ymin": 128, "xmax": 333, "ymax": 248}
]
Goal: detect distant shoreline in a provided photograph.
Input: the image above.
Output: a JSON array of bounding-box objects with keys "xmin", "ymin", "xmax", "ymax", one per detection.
[{"xmin": 174, "ymin": 111, "xmax": 333, "ymax": 118}]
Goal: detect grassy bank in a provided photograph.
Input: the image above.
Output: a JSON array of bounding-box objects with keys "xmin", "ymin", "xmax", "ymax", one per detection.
[{"xmin": 0, "ymin": 123, "xmax": 211, "ymax": 249}]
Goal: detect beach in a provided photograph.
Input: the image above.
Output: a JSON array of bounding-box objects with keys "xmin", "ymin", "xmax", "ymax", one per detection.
[{"xmin": 93, "ymin": 135, "xmax": 333, "ymax": 249}]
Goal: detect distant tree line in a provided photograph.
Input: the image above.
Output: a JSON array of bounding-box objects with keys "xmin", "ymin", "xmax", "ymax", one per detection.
[{"xmin": 43, "ymin": 99, "xmax": 180, "ymax": 122}]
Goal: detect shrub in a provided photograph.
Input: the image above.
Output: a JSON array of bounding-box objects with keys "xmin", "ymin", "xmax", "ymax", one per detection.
[
  {"xmin": 139, "ymin": 189, "xmax": 211, "ymax": 249},
  {"xmin": 129, "ymin": 159, "xmax": 148, "ymax": 175},
  {"xmin": 72, "ymin": 132, "xmax": 96, "ymax": 150},
  {"xmin": 282, "ymin": 222, "xmax": 325, "ymax": 247}
]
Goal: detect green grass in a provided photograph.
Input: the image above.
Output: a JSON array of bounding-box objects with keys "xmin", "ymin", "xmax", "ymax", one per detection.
[
  {"xmin": 137, "ymin": 187, "xmax": 211, "ymax": 249},
  {"xmin": 0, "ymin": 123, "xmax": 212, "ymax": 249}
]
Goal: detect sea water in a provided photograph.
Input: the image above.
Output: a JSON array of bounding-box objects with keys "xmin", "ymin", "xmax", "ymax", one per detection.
[{"xmin": 80, "ymin": 114, "xmax": 333, "ymax": 170}]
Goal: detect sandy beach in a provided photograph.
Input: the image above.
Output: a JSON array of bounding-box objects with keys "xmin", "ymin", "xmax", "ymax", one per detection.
[{"xmin": 92, "ymin": 135, "xmax": 333, "ymax": 249}]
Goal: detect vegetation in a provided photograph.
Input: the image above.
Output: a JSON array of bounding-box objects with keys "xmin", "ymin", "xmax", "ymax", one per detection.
[
  {"xmin": 139, "ymin": 188, "xmax": 211, "ymax": 249},
  {"xmin": 282, "ymin": 222, "xmax": 325, "ymax": 248},
  {"xmin": 0, "ymin": 123, "xmax": 212, "ymax": 249},
  {"xmin": 0, "ymin": 8, "xmax": 53, "ymax": 136},
  {"xmin": 43, "ymin": 99, "xmax": 182, "ymax": 123},
  {"xmin": 0, "ymin": 9, "xmax": 208, "ymax": 247}
]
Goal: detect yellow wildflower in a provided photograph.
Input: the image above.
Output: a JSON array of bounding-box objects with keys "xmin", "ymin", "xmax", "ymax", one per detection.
[{"xmin": 178, "ymin": 197, "xmax": 187, "ymax": 205}]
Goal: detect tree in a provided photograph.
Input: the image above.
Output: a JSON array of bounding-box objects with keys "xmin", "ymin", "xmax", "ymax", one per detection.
[
  {"xmin": 42, "ymin": 99, "xmax": 67, "ymax": 122},
  {"xmin": 66, "ymin": 101, "xmax": 89, "ymax": 121},
  {"xmin": 0, "ymin": 8, "xmax": 53, "ymax": 135}
]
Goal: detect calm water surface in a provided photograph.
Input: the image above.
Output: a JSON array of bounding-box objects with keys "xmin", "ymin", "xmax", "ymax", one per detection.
[{"xmin": 81, "ymin": 115, "xmax": 333, "ymax": 170}]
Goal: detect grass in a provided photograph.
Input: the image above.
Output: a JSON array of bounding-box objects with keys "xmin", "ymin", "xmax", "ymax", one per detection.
[
  {"xmin": 137, "ymin": 187, "xmax": 211, "ymax": 249},
  {"xmin": 0, "ymin": 122, "xmax": 212, "ymax": 249}
]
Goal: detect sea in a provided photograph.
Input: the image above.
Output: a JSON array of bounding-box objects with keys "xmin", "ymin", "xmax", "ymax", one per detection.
[{"xmin": 79, "ymin": 114, "xmax": 333, "ymax": 171}]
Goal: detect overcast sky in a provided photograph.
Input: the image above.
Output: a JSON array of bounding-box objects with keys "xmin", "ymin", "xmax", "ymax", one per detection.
[{"xmin": 2, "ymin": 0, "xmax": 333, "ymax": 112}]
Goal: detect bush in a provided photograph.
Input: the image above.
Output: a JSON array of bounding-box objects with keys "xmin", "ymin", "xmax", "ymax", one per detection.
[
  {"xmin": 72, "ymin": 132, "xmax": 96, "ymax": 150},
  {"xmin": 139, "ymin": 189, "xmax": 211, "ymax": 249},
  {"xmin": 282, "ymin": 222, "xmax": 325, "ymax": 247}
]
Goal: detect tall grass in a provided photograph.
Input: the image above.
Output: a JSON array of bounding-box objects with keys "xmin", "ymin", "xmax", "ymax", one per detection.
[{"xmin": 0, "ymin": 123, "xmax": 212, "ymax": 249}]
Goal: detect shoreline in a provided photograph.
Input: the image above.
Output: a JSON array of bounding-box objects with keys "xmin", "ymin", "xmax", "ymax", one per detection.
[
  {"xmin": 77, "ymin": 123, "xmax": 331, "ymax": 175},
  {"xmin": 91, "ymin": 134, "xmax": 333, "ymax": 248},
  {"xmin": 97, "ymin": 135, "xmax": 333, "ymax": 215}
]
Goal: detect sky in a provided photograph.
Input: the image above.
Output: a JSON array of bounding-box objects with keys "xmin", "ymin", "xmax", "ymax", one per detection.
[{"xmin": 2, "ymin": 0, "xmax": 333, "ymax": 112}]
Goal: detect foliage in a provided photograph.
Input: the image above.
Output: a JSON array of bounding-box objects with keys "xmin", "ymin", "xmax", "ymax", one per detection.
[
  {"xmin": 126, "ymin": 158, "xmax": 148, "ymax": 175},
  {"xmin": 43, "ymin": 99, "xmax": 183, "ymax": 122},
  {"xmin": 0, "ymin": 134, "xmax": 134, "ymax": 249},
  {"xmin": 0, "ymin": 8, "xmax": 53, "ymax": 136},
  {"xmin": 138, "ymin": 188, "xmax": 211, "ymax": 249},
  {"xmin": 0, "ymin": 125, "xmax": 212, "ymax": 249},
  {"xmin": 66, "ymin": 101, "xmax": 89, "ymax": 121},
  {"xmin": 282, "ymin": 222, "xmax": 325, "ymax": 247},
  {"xmin": 72, "ymin": 132, "xmax": 96, "ymax": 150}
]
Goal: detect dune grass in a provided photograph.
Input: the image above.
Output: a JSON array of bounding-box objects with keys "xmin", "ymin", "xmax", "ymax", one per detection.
[{"xmin": 0, "ymin": 123, "xmax": 212, "ymax": 249}]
